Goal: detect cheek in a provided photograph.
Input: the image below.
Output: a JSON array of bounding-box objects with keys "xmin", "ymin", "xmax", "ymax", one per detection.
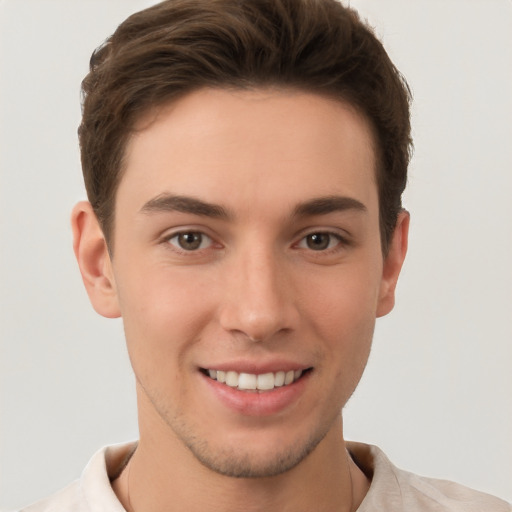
[
  {"xmin": 299, "ymin": 264, "xmax": 380, "ymax": 374},
  {"xmin": 115, "ymin": 266, "xmax": 218, "ymax": 374},
  {"xmin": 301, "ymin": 260, "xmax": 382, "ymax": 330}
]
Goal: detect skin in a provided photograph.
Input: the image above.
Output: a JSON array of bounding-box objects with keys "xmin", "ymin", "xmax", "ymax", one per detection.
[{"xmin": 72, "ymin": 88, "xmax": 409, "ymax": 512}]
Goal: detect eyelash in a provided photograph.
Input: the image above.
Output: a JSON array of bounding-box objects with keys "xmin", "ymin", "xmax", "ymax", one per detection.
[
  {"xmin": 163, "ymin": 229, "xmax": 348, "ymax": 255},
  {"xmin": 295, "ymin": 232, "xmax": 347, "ymax": 253},
  {"xmin": 165, "ymin": 231, "xmax": 215, "ymax": 252}
]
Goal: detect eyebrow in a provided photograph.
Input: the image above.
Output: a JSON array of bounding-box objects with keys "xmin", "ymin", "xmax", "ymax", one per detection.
[
  {"xmin": 139, "ymin": 193, "xmax": 366, "ymax": 220},
  {"xmin": 292, "ymin": 195, "xmax": 367, "ymax": 217},
  {"xmin": 140, "ymin": 194, "xmax": 231, "ymax": 219}
]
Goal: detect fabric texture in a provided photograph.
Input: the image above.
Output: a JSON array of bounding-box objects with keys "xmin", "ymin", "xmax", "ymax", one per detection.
[{"xmin": 20, "ymin": 442, "xmax": 511, "ymax": 511}]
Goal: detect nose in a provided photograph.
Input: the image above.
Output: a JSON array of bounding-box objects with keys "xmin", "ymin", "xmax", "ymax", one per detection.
[{"xmin": 218, "ymin": 246, "xmax": 298, "ymax": 343}]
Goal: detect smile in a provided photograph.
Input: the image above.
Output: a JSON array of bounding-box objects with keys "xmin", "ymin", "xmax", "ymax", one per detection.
[{"xmin": 202, "ymin": 368, "xmax": 310, "ymax": 391}]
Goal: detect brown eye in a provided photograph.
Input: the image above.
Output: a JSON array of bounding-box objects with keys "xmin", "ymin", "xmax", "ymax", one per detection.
[
  {"xmin": 298, "ymin": 233, "xmax": 341, "ymax": 251},
  {"xmin": 169, "ymin": 232, "xmax": 212, "ymax": 251}
]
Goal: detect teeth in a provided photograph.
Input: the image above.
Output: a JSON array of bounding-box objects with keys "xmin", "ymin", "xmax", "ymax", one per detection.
[
  {"xmin": 257, "ymin": 373, "xmax": 274, "ymax": 390},
  {"xmin": 274, "ymin": 371, "xmax": 285, "ymax": 387},
  {"xmin": 225, "ymin": 371, "xmax": 239, "ymax": 387},
  {"xmin": 206, "ymin": 368, "xmax": 306, "ymax": 391},
  {"xmin": 238, "ymin": 373, "xmax": 257, "ymax": 390}
]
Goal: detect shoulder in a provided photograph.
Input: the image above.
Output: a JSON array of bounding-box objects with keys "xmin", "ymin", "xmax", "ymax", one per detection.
[
  {"xmin": 347, "ymin": 442, "xmax": 511, "ymax": 512},
  {"xmin": 395, "ymin": 465, "xmax": 511, "ymax": 511},
  {"xmin": 19, "ymin": 480, "xmax": 84, "ymax": 512},
  {"xmin": 17, "ymin": 442, "xmax": 136, "ymax": 512}
]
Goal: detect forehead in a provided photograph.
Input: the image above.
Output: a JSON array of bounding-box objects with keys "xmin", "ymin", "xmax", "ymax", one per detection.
[{"xmin": 118, "ymin": 87, "xmax": 378, "ymax": 219}]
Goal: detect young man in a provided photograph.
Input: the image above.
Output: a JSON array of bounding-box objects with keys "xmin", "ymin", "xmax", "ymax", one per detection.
[{"xmin": 20, "ymin": 0, "xmax": 511, "ymax": 511}]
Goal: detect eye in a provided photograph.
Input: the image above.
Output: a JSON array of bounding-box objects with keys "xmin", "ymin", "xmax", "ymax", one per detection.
[
  {"xmin": 297, "ymin": 232, "xmax": 342, "ymax": 251},
  {"xmin": 167, "ymin": 231, "xmax": 213, "ymax": 251}
]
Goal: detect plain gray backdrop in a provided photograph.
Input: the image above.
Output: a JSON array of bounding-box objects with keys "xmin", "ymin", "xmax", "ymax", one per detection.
[{"xmin": 1, "ymin": 0, "xmax": 511, "ymax": 509}]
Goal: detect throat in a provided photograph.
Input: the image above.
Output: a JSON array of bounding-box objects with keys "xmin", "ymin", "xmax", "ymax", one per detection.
[{"xmin": 119, "ymin": 418, "xmax": 363, "ymax": 512}]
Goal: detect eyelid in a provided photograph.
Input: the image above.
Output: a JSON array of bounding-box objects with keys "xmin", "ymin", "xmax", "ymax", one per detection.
[
  {"xmin": 296, "ymin": 232, "xmax": 343, "ymax": 248},
  {"xmin": 292, "ymin": 228, "xmax": 353, "ymax": 256},
  {"xmin": 168, "ymin": 231, "xmax": 213, "ymax": 250},
  {"xmin": 295, "ymin": 226, "xmax": 350, "ymax": 241},
  {"xmin": 160, "ymin": 226, "xmax": 222, "ymax": 253}
]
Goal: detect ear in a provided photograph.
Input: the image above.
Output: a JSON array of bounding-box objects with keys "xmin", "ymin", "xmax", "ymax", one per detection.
[
  {"xmin": 376, "ymin": 210, "xmax": 410, "ymax": 318},
  {"xmin": 71, "ymin": 201, "xmax": 121, "ymax": 318}
]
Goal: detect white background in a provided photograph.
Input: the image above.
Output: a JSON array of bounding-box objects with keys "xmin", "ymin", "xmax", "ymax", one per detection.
[{"xmin": 1, "ymin": 0, "xmax": 511, "ymax": 509}]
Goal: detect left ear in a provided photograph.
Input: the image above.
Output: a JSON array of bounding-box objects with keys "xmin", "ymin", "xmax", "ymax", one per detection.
[
  {"xmin": 376, "ymin": 210, "xmax": 410, "ymax": 318},
  {"xmin": 71, "ymin": 201, "xmax": 121, "ymax": 319}
]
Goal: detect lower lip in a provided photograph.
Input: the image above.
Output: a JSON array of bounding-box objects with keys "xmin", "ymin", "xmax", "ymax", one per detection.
[{"xmin": 200, "ymin": 371, "xmax": 311, "ymax": 417}]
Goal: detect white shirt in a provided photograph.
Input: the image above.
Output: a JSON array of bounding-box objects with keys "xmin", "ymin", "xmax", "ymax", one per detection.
[{"xmin": 20, "ymin": 442, "xmax": 511, "ymax": 511}]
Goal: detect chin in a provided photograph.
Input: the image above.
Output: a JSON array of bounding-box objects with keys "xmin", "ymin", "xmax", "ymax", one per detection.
[
  {"xmin": 173, "ymin": 413, "xmax": 340, "ymax": 479},
  {"xmin": 186, "ymin": 435, "xmax": 321, "ymax": 478}
]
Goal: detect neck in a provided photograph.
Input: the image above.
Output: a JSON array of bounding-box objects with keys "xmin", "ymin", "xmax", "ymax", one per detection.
[{"xmin": 113, "ymin": 415, "xmax": 369, "ymax": 512}]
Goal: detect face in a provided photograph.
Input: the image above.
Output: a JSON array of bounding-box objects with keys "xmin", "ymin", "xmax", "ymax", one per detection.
[{"xmin": 77, "ymin": 88, "xmax": 407, "ymax": 478}]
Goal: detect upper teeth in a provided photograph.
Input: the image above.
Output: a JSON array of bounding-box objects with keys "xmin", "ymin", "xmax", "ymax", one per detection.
[{"xmin": 207, "ymin": 369, "xmax": 303, "ymax": 391}]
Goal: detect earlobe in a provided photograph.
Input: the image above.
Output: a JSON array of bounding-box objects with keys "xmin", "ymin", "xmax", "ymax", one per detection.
[
  {"xmin": 71, "ymin": 201, "xmax": 121, "ymax": 319},
  {"xmin": 376, "ymin": 210, "xmax": 410, "ymax": 318}
]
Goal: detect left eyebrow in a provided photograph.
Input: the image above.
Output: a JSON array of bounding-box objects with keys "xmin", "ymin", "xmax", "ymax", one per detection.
[
  {"xmin": 139, "ymin": 194, "xmax": 231, "ymax": 219},
  {"xmin": 292, "ymin": 195, "xmax": 367, "ymax": 218}
]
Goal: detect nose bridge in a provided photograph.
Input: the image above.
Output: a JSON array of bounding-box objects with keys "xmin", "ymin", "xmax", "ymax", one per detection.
[{"xmin": 219, "ymin": 239, "xmax": 294, "ymax": 342}]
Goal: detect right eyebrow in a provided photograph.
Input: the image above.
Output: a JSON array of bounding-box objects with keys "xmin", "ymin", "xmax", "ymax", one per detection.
[
  {"xmin": 139, "ymin": 194, "xmax": 231, "ymax": 219},
  {"xmin": 292, "ymin": 195, "xmax": 367, "ymax": 218}
]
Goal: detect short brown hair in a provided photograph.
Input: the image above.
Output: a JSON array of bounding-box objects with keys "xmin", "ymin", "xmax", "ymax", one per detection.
[{"xmin": 79, "ymin": 0, "xmax": 412, "ymax": 253}]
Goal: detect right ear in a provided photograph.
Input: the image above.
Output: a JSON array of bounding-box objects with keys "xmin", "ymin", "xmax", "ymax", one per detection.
[{"xmin": 71, "ymin": 201, "xmax": 121, "ymax": 318}]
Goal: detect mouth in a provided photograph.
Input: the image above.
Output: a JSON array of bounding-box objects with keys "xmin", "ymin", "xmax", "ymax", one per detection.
[{"xmin": 200, "ymin": 367, "xmax": 312, "ymax": 392}]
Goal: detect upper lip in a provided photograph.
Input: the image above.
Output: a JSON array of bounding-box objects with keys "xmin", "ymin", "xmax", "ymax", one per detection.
[{"xmin": 198, "ymin": 359, "xmax": 312, "ymax": 375}]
